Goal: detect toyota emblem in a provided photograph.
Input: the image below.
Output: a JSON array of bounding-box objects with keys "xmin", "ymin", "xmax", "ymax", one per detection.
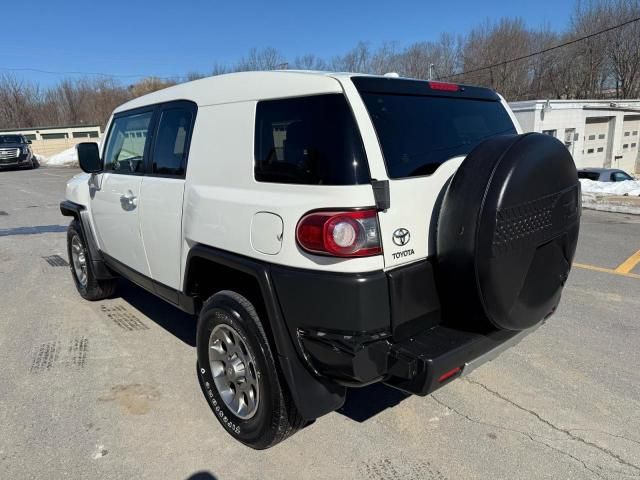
[{"xmin": 392, "ymin": 228, "xmax": 410, "ymax": 246}]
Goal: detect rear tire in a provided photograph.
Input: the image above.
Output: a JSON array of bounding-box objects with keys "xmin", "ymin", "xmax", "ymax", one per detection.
[
  {"xmin": 67, "ymin": 220, "xmax": 116, "ymax": 300},
  {"xmin": 196, "ymin": 290, "xmax": 305, "ymax": 449}
]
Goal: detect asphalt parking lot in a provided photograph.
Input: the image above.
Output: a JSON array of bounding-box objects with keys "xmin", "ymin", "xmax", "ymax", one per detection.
[{"xmin": 1, "ymin": 167, "xmax": 639, "ymax": 480}]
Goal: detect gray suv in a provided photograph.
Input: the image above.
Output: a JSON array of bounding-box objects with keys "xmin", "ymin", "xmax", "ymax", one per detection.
[{"xmin": 0, "ymin": 135, "xmax": 37, "ymax": 170}]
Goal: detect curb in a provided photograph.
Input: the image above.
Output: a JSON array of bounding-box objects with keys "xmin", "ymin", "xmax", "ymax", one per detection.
[{"xmin": 582, "ymin": 193, "xmax": 640, "ymax": 215}]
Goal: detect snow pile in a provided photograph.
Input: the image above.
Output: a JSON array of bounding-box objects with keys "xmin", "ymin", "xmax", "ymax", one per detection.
[
  {"xmin": 37, "ymin": 146, "xmax": 80, "ymax": 167},
  {"xmin": 580, "ymin": 178, "xmax": 640, "ymax": 196}
]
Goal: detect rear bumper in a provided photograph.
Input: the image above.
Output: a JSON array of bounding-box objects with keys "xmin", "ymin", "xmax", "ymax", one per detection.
[
  {"xmin": 271, "ymin": 259, "xmax": 539, "ymax": 395},
  {"xmin": 299, "ymin": 322, "xmax": 536, "ymax": 395}
]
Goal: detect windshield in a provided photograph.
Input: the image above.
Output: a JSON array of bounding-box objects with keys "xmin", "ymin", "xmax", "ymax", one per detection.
[
  {"xmin": 359, "ymin": 94, "xmax": 517, "ymax": 178},
  {"xmin": 0, "ymin": 135, "xmax": 24, "ymax": 144}
]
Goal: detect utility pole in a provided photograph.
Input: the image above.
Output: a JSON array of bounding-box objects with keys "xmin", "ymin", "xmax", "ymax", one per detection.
[{"xmin": 428, "ymin": 63, "xmax": 434, "ymax": 80}]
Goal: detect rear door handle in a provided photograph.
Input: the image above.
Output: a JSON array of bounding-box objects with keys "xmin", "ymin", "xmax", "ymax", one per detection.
[{"xmin": 120, "ymin": 191, "xmax": 137, "ymax": 211}]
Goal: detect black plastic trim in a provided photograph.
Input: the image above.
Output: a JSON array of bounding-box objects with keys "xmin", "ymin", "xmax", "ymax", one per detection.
[
  {"xmin": 101, "ymin": 252, "xmax": 195, "ymax": 314},
  {"xmin": 371, "ymin": 179, "xmax": 391, "ymax": 211},
  {"xmin": 60, "ymin": 200, "xmax": 114, "ymax": 280},
  {"xmin": 184, "ymin": 245, "xmax": 346, "ymax": 419},
  {"xmin": 387, "ymin": 260, "xmax": 441, "ymax": 341},
  {"xmin": 352, "ymin": 76, "xmax": 501, "ymax": 101},
  {"xmin": 271, "ymin": 265, "xmax": 391, "ymax": 334}
]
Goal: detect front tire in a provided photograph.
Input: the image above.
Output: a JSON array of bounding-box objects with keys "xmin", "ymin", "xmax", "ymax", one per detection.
[
  {"xmin": 196, "ymin": 291, "xmax": 305, "ymax": 449},
  {"xmin": 67, "ymin": 220, "xmax": 116, "ymax": 300}
]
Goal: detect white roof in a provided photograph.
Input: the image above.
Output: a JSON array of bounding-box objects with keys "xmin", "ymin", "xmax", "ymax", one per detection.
[{"xmin": 115, "ymin": 70, "xmax": 358, "ymax": 113}]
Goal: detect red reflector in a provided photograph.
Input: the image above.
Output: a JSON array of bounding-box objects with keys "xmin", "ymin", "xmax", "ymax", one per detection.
[
  {"xmin": 428, "ymin": 81, "xmax": 460, "ymax": 92},
  {"xmin": 438, "ymin": 367, "xmax": 462, "ymax": 383}
]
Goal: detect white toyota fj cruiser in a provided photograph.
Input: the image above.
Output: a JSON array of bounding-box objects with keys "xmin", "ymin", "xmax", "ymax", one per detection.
[{"xmin": 61, "ymin": 71, "xmax": 581, "ymax": 449}]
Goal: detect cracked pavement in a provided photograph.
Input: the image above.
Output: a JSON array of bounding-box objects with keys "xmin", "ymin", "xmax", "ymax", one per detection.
[{"xmin": 1, "ymin": 168, "xmax": 639, "ymax": 479}]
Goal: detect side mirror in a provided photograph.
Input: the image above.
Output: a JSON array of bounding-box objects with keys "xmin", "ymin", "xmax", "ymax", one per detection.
[
  {"xmin": 77, "ymin": 142, "xmax": 102, "ymax": 174},
  {"xmin": 27, "ymin": 139, "xmax": 32, "ymax": 144}
]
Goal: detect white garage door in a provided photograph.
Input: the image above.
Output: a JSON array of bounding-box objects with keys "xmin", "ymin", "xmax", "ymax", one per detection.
[
  {"xmin": 583, "ymin": 118, "xmax": 609, "ymax": 167},
  {"xmin": 617, "ymin": 115, "xmax": 640, "ymax": 174}
]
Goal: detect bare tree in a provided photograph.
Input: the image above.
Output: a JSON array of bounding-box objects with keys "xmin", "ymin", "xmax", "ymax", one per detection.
[
  {"xmin": 4, "ymin": 2, "xmax": 640, "ymax": 131},
  {"xmin": 332, "ymin": 42, "xmax": 372, "ymax": 72},
  {"xmin": 605, "ymin": 0, "xmax": 640, "ymax": 98},
  {"xmin": 292, "ymin": 54, "xmax": 329, "ymax": 71},
  {"xmin": 236, "ymin": 47, "xmax": 285, "ymax": 71},
  {"xmin": 460, "ymin": 18, "xmax": 532, "ymax": 99},
  {"xmin": 0, "ymin": 75, "xmax": 40, "ymax": 128}
]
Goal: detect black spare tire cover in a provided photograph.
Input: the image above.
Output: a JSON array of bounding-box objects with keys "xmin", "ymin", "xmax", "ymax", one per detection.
[{"xmin": 436, "ymin": 133, "xmax": 580, "ymax": 331}]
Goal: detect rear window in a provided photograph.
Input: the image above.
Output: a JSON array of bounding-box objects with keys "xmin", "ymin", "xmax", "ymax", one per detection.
[
  {"xmin": 254, "ymin": 94, "xmax": 369, "ymax": 185},
  {"xmin": 359, "ymin": 93, "xmax": 516, "ymax": 178}
]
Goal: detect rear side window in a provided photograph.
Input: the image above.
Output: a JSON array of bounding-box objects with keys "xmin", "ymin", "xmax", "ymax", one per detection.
[
  {"xmin": 104, "ymin": 112, "xmax": 153, "ymax": 174},
  {"xmin": 578, "ymin": 171, "xmax": 600, "ymax": 181},
  {"xmin": 359, "ymin": 94, "xmax": 516, "ymax": 178},
  {"xmin": 254, "ymin": 94, "xmax": 369, "ymax": 185},
  {"xmin": 151, "ymin": 107, "xmax": 194, "ymax": 177}
]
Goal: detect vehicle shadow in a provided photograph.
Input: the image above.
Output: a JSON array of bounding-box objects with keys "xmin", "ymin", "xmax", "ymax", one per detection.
[
  {"xmin": 337, "ymin": 382, "xmax": 410, "ymax": 422},
  {"xmin": 0, "ymin": 224, "xmax": 68, "ymax": 237},
  {"xmin": 185, "ymin": 471, "xmax": 218, "ymax": 480},
  {"xmin": 116, "ymin": 279, "xmax": 197, "ymax": 347},
  {"xmin": 115, "ymin": 279, "xmax": 410, "ymax": 423},
  {"xmin": 185, "ymin": 472, "xmax": 218, "ymax": 480}
]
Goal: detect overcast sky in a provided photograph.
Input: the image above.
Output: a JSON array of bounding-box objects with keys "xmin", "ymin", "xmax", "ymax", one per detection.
[{"xmin": 2, "ymin": 0, "xmax": 574, "ymax": 85}]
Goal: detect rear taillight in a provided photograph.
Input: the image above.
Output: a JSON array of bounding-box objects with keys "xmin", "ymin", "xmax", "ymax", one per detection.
[
  {"xmin": 428, "ymin": 81, "xmax": 460, "ymax": 92},
  {"xmin": 296, "ymin": 209, "xmax": 382, "ymax": 257}
]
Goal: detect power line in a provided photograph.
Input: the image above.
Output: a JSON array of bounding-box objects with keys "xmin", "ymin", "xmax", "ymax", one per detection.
[
  {"xmin": 439, "ymin": 15, "xmax": 640, "ymax": 80},
  {"xmin": 0, "ymin": 66, "xmax": 188, "ymax": 81}
]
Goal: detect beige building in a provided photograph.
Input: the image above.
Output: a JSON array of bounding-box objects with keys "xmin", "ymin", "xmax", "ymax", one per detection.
[
  {"xmin": 0, "ymin": 124, "xmax": 102, "ymax": 157},
  {"xmin": 509, "ymin": 99, "xmax": 640, "ymax": 174}
]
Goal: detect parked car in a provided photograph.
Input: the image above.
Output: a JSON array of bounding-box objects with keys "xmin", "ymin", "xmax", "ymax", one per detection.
[
  {"xmin": 577, "ymin": 167, "xmax": 634, "ymax": 182},
  {"xmin": 60, "ymin": 72, "xmax": 581, "ymax": 449},
  {"xmin": 0, "ymin": 134, "xmax": 37, "ymax": 169}
]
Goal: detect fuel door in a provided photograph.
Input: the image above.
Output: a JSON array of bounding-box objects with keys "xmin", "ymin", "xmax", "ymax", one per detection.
[{"xmin": 251, "ymin": 212, "xmax": 284, "ymax": 255}]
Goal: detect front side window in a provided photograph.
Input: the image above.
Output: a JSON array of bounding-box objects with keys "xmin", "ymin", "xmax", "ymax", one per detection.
[
  {"xmin": 104, "ymin": 112, "xmax": 153, "ymax": 174},
  {"xmin": 612, "ymin": 171, "xmax": 632, "ymax": 181},
  {"xmin": 359, "ymin": 93, "xmax": 516, "ymax": 178},
  {"xmin": 254, "ymin": 94, "xmax": 369, "ymax": 185},
  {"xmin": 151, "ymin": 107, "xmax": 194, "ymax": 176}
]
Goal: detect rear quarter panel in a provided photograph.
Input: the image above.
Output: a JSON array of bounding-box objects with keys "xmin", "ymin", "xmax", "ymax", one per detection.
[{"xmin": 181, "ymin": 100, "xmax": 384, "ymax": 288}]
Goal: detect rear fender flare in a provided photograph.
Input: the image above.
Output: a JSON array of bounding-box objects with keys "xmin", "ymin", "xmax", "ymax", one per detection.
[{"xmin": 184, "ymin": 245, "xmax": 346, "ymax": 420}]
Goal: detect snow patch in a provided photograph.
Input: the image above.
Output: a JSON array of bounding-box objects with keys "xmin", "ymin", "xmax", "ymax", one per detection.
[
  {"xmin": 580, "ymin": 178, "xmax": 640, "ymax": 197},
  {"xmin": 38, "ymin": 146, "xmax": 80, "ymax": 167}
]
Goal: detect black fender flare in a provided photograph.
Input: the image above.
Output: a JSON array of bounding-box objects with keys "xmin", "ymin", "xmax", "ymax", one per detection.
[
  {"xmin": 184, "ymin": 245, "xmax": 346, "ymax": 420},
  {"xmin": 60, "ymin": 200, "xmax": 114, "ymax": 280}
]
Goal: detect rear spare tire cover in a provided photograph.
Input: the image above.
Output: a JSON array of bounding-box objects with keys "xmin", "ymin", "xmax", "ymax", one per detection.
[{"xmin": 436, "ymin": 133, "xmax": 580, "ymax": 331}]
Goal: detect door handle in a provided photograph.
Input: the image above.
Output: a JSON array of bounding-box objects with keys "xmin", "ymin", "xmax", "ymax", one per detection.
[{"xmin": 120, "ymin": 191, "xmax": 137, "ymax": 211}]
